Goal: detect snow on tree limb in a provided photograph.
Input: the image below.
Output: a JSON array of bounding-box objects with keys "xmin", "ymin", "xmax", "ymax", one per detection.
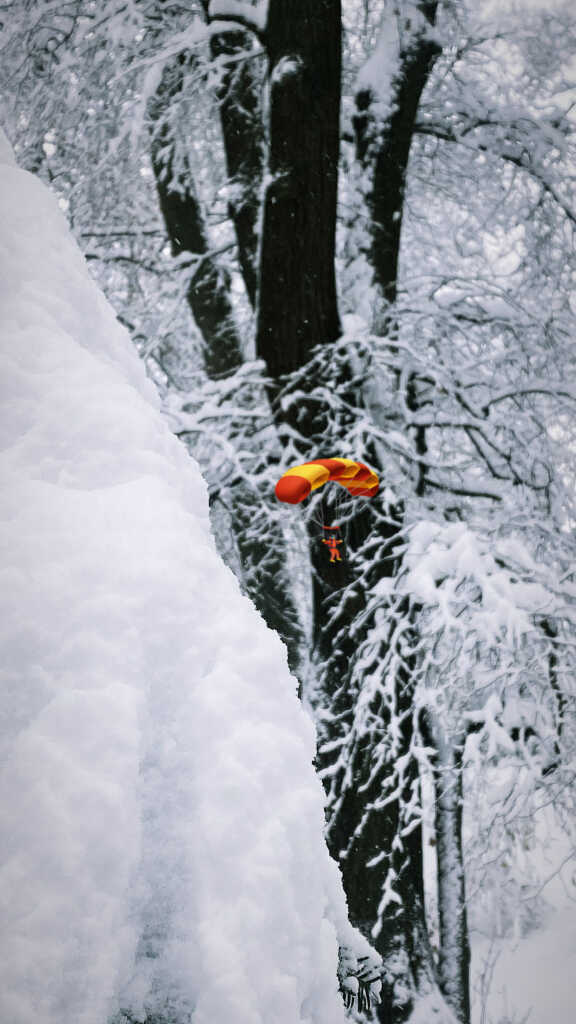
[
  {"xmin": 415, "ymin": 121, "xmax": 576, "ymax": 227},
  {"xmin": 208, "ymin": 0, "xmax": 268, "ymax": 38}
]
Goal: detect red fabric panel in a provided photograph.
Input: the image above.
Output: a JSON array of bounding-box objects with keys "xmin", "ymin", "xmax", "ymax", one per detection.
[
  {"xmin": 345, "ymin": 485, "xmax": 379, "ymax": 497},
  {"xmin": 349, "ymin": 463, "xmax": 371, "ymax": 482},
  {"xmin": 275, "ymin": 475, "xmax": 311, "ymax": 504},
  {"xmin": 307, "ymin": 458, "xmax": 351, "ymax": 479}
]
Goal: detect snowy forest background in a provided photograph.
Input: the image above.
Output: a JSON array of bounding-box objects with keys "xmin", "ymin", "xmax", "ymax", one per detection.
[{"xmin": 1, "ymin": 0, "xmax": 576, "ymax": 1022}]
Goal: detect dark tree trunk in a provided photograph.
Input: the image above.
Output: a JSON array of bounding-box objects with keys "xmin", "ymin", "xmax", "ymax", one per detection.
[
  {"xmin": 318, "ymin": 573, "xmax": 441, "ymax": 1022},
  {"xmin": 149, "ymin": 56, "xmax": 243, "ymax": 379},
  {"xmin": 541, "ymin": 617, "xmax": 566, "ymax": 747},
  {"xmin": 256, "ymin": 0, "xmax": 342, "ymax": 380},
  {"xmin": 353, "ymin": 0, "xmax": 441, "ymax": 311},
  {"xmin": 225, "ymin": 489, "xmax": 304, "ymax": 673},
  {"xmin": 313, "ymin": 5, "xmax": 461, "ymax": 1021},
  {"xmin": 250, "ymin": 2, "xmax": 461, "ymax": 1019},
  {"xmin": 252, "ymin": 0, "xmax": 442, "ymax": 1016},
  {"xmin": 314, "ymin": 9, "xmax": 446, "ymax": 1021},
  {"xmin": 200, "ymin": 3, "xmax": 264, "ymax": 306}
]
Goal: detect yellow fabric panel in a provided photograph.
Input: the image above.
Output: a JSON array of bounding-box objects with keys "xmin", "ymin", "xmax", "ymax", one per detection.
[{"xmin": 282, "ymin": 463, "xmax": 331, "ymax": 490}]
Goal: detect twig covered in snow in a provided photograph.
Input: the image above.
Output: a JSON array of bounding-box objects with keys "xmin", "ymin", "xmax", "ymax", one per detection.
[{"xmin": 208, "ymin": 0, "xmax": 268, "ymax": 39}]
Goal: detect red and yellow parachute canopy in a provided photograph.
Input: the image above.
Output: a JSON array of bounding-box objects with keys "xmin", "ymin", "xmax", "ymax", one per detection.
[{"xmin": 275, "ymin": 458, "xmax": 379, "ymax": 505}]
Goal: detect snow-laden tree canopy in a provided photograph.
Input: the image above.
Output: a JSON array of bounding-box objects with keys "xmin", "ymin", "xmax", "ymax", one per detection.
[{"xmin": 0, "ymin": 131, "xmax": 379, "ymax": 1024}]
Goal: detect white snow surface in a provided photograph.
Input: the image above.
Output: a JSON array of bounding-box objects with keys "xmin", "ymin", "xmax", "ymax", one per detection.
[{"xmin": 0, "ymin": 134, "xmax": 374, "ymax": 1024}]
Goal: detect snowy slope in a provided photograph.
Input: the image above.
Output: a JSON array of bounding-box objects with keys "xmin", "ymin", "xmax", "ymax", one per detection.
[{"xmin": 0, "ymin": 131, "xmax": 377, "ymax": 1024}]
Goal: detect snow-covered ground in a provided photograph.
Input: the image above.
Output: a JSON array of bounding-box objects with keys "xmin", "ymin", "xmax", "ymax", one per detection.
[
  {"xmin": 470, "ymin": 827, "xmax": 576, "ymax": 1024},
  {"xmin": 472, "ymin": 904, "xmax": 576, "ymax": 1024},
  {"xmin": 0, "ymin": 131, "xmax": 378, "ymax": 1024},
  {"xmin": 422, "ymin": 768, "xmax": 576, "ymax": 1023}
]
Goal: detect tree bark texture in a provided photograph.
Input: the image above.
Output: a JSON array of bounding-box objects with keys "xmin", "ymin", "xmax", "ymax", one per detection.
[
  {"xmin": 222, "ymin": 488, "xmax": 303, "ymax": 674},
  {"xmin": 319, "ymin": 587, "xmax": 441, "ymax": 1024},
  {"xmin": 252, "ymin": 3, "xmax": 445, "ymax": 1018},
  {"xmin": 321, "ymin": 11, "xmax": 454, "ymax": 1020},
  {"xmin": 353, "ymin": 0, "xmax": 441, "ymax": 311},
  {"xmin": 424, "ymin": 718, "xmax": 471, "ymax": 1023},
  {"xmin": 149, "ymin": 56, "xmax": 243, "ymax": 379},
  {"xmin": 256, "ymin": 0, "xmax": 342, "ymax": 380},
  {"xmin": 316, "ymin": 9, "xmax": 444, "ymax": 1019},
  {"xmin": 249, "ymin": 2, "xmax": 466, "ymax": 1019},
  {"xmin": 201, "ymin": 3, "xmax": 264, "ymax": 306}
]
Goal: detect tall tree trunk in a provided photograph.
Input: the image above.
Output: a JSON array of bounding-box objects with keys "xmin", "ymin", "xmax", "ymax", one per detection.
[
  {"xmin": 253, "ymin": 0, "xmax": 346, "ymax": 678},
  {"xmin": 253, "ymin": 3, "xmax": 449, "ymax": 1020},
  {"xmin": 256, "ymin": 0, "xmax": 342, "ymax": 381},
  {"xmin": 320, "ymin": 590, "xmax": 442, "ymax": 1023},
  {"xmin": 351, "ymin": 7, "xmax": 471, "ymax": 1014},
  {"xmin": 321, "ymin": 6, "xmax": 448, "ymax": 1020}
]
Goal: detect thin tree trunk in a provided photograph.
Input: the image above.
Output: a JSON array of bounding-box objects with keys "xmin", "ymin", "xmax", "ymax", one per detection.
[
  {"xmin": 353, "ymin": 0, "xmax": 441, "ymax": 315},
  {"xmin": 149, "ymin": 56, "xmax": 243, "ymax": 379},
  {"xmin": 200, "ymin": 4, "xmax": 264, "ymax": 306},
  {"xmin": 427, "ymin": 717, "xmax": 471, "ymax": 1024}
]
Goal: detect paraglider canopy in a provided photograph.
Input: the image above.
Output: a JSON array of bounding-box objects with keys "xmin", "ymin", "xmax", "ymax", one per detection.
[{"xmin": 275, "ymin": 458, "xmax": 379, "ymax": 505}]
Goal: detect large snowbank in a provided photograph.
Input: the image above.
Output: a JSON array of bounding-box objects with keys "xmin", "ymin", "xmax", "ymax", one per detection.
[{"xmin": 0, "ymin": 132, "xmax": 377, "ymax": 1024}]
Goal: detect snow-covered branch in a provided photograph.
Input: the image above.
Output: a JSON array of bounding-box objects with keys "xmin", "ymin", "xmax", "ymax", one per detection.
[
  {"xmin": 415, "ymin": 121, "xmax": 576, "ymax": 227},
  {"xmin": 208, "ymin": 0, "xmax": 267, "ymax": 39}
]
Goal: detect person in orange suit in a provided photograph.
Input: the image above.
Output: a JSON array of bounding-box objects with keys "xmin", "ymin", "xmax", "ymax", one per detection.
[{"xmin": 322, "ymin": 533, "xmax": 343, "ymax": 563}]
